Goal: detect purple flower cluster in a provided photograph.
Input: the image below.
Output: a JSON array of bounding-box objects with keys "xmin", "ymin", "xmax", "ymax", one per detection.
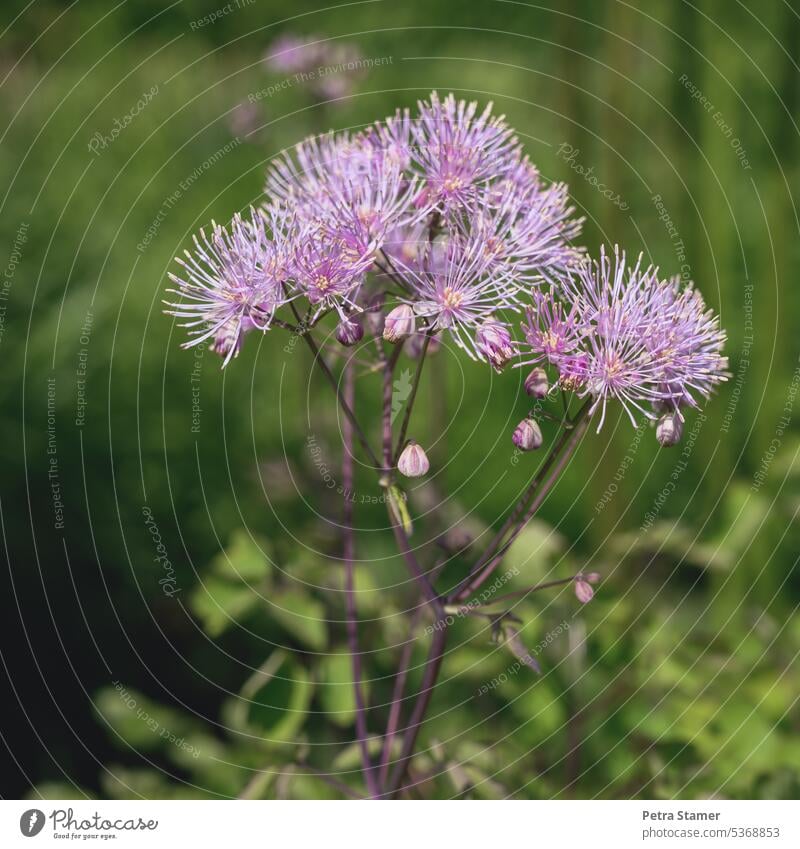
[
  {"xmin": 521, "ymin": 246, "xmax": 729, "ymax": 430},
  {"xmin": 166, "ymin": 91, "xmax": 728, "ymax": 438}
]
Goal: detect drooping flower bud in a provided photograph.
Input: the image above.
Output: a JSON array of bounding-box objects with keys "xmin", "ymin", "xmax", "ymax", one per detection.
[
  {"xmin": 574, "ymin": 577, "xmax": 594, "ymax": 604},
  {"xmin": 512, "ymin": 418, "xmax": 543, "ymax": 451},
  {"xmin": 335, "ymin": 317, "xmax": 363, "ymax": 347},
  {"xmin": 524, "ymin": 367, "xmax": 549, "ymax": 399},
  {"xmin": 383, "ymin": 304, "xmax": 415, "ymax": 343},
  {"xmin": 475, "ymin": 320, "xmax": 513, "ymax": 371},
  {"xmin": 211, "ymin": 316, "xmax": 254, "ymax": 365},
  {"xmin": 656, "ymin": 413, "xmax": 683, "ymax": 447},
  {"xmin": 397, "ymin": 441, "xmax": 429, "ymax": 477}
]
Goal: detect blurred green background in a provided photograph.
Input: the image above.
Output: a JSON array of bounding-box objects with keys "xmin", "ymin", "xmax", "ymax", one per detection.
[{"xmin": 1, "ymin": 0, "xmax": 799, "ymax": 800}]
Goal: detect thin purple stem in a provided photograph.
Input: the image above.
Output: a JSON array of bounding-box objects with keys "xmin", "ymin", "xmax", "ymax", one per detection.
[
  {"xmin": 452, "ymin": 405, "xmax": 590, "ymax": 602},
  {"xmin": 342, "ymin": 363, "xmax": 380, "ymax": 798},
  {"xmin": 393, "ymin": 331, "xmax": 432, "ymax": 462},
  {"xmin": 386, "ymin": 625, "xmax": 448, "ymax": 796},
  {"xmin": 378, "ymin": 606, "xmax": 423, "ymax": 786}
]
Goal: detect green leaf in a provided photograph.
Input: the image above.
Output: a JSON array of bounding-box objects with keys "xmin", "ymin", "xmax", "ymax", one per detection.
[
  {"xmin": 211, "ymin": 529, "xmax": 271, "ymax": 582},
  {"xmin": 189, "ymin": 576, "xmax": 259, "ymax": 637},
  {"xmin": 318, "ymin": 649, "xmax": 367, "ymax": 727},
  {"xmin": 223, "ymin": 651, "xmax": 315, "ymax": 744},
  {"xmin": 270, "ymin": 589, "xmax": 327, "ymax": 651}
]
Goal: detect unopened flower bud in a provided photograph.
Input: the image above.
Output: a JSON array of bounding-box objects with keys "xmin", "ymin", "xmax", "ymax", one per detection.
[
  {"xmin": 584, "ymin": 572, "xmax": 601, "ymax": 584},
  {"xmin": 524, "ymin": 367, "xmax": 549, "ymax": 399},
  {"xmin": 383, "ymin": 304, "xmax": 415, "ymax": 343},
  {"xmin": 512, "ymin": 418, "xmax": 543, "ymax": 451},
  {"xmin": 475, "ymin": 321, "xmax": 513, "ymax": 371},
  {"xmin": 335, "ymin": 317, "xmax": 363, "ymax": 347},
  {"xmin": 397, "ymin": 441, "xmax": 429, "ymax": 477},
  {"xmin": 574, "ymin": 578, "xmax": 594, "ymax": 604},
  {"xmin": 656, "ymin": 413, "xmax": 683, "ymax": 447}
]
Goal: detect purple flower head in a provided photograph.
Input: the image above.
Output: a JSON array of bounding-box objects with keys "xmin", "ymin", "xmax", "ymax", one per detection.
[
  {"xmin": 521, "ymin": 287, "xmax": 584, "ymax": 369},
  {"xmin": 646, "ymin": 277, "xmax": 729, "ymax": 412},
  {"xmin": 165, "ymin": 207, "xmax": 292, "ymax": 366},
  {"xmin": 371, "ymin": 107, "xmax": 415, "ymax": 172},
  {"xmin": 474, "ymin": 167, "xmax": 584, "ymax": 284},
  {"xmin": 410, "ymin": 93, "xmax": 522, "ymax": 215},
  {"xmin": 263, "ymin": 33, "xmax": 324, "ymax": 74},
  {"xmin": 292, "ymin": 214, "xmax": 377, "ymax": 319},
  {"xmin": 267, "ymin": 131, "xmax": 419, "ymax": 253},
  {"xmin": 522, "ymin": 246, "xmax": 728, "ymax": 430},
  {"xmin": 398, "ymin": 230, "xmax": 519, "ymax": 361}
]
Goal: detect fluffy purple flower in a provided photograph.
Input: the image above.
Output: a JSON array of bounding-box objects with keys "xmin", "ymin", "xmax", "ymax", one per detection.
[
  {"xmin": 165, "ymin": 207, "xmax": 292, "ymax": 366},
  {"xmin": 474, "ymin": 167, "xmax": 584, "ymax": 284},
  {"xmin": 521, "ymin": 246, "xmax": 728, "ymax": 430},
  {"xmin": 397, "ymin": 230, "xmax": 519, "ymax": 361},
  {"xmin": 410, "ymin": 93, "xmax": 522, "ymax": 214},
  {"xmin": 267, "ymin": 132, "xmax": 419, "ymax": 252},
  {"xmin": 522, "ymin": 287, "xmax": 584, "ymax": 368},
  {"xmin": 292, "ymin": 214, "xmax": 377, "ymax": 319}
]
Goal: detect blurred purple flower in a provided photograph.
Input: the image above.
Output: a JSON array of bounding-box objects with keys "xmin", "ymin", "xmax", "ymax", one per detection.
[{"xmin": 165, "ymin": 207, "xmax": 292, "ymax": 366}]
